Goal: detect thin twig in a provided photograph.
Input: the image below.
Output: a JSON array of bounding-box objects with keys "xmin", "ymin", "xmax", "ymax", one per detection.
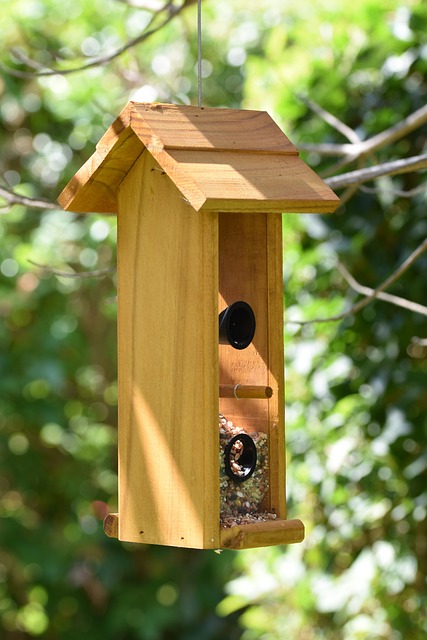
[
  {"xmin": 0, "ymin": 185, "xmax": 58, "ymax": 210},
  {"xmin": 359, "ymin": 182, "xmax": 427, "ymax": 198},
  {"xmin": 29, "ymin": 260, "xmax": 116, "ymax": 278},
  {"xmin": 337, "ymin": 262, "xmax": 427, "ymax": 318},
  {"xmin": 298, "ymin": 94, "xmax": 361, "ymax": 144},
  {"xmin": 287, "ymin": 237, "xmax": 427, "ymax": 325},
  {"xmin": 325, "ymin": 154, "xmax": 427, "ymax": 190},
  {"xmin": 0, "ymin": 0, "xmax": 195, "ymax": 78},
  {"xmin": 320, "ymin": 153, "xmax": 360, "ymax": 179},
  {"xmin": 359, "ymin": 103, "xmax": 427, "ymax": 157},
  {"xmin": 11, "ymin": 48, "xmax": 47, "ymax": 72},
  {"xmin": 299, "ymin": 103, "xmax": 427, "ymax": 158},
  {"xmin": 335, "ymin": 184, "xmax": 359, "ymax": 206}
]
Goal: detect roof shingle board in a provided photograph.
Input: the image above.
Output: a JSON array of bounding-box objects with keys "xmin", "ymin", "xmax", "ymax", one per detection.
[{"xmin": 58, "ymin": 102, "xmax": 340, "ymax": 215}]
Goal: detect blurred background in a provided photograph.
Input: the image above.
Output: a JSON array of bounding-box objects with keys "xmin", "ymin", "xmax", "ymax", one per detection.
[{"xmin": 1, "ymin": 0, "xmax": 426, "ymax": 637}]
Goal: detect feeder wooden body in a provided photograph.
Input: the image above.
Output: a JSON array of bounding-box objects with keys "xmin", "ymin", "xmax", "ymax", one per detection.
[{"xmin": 59, "ymin": 102, "xmax": 339, "ymax": 549}]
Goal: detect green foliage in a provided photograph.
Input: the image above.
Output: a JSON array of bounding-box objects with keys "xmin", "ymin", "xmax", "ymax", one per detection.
[
  {"xmin": 1, "ymin": 0, "xmax": 427, "ymax": 638},
  {"xmin": 214, "ymin": 2, "xmax": 427, "ymax": 638}
]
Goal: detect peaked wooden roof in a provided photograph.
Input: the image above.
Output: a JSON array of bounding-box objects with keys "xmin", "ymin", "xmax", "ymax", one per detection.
[{"xmin": 58, "ymin": 102, "xmax": 340, "ymax": 214}]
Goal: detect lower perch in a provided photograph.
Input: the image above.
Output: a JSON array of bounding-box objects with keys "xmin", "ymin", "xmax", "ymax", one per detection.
[
  {"xmin": 220, "ymin": 518, "xmax": 305, "ymax": 549},
  {"xmin": 104, "ymin": 513, "xmax": 119, "ymax": 538}
]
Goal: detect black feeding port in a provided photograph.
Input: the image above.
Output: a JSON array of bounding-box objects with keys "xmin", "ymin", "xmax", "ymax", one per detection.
[
  {"xmin": 218, "ymin": 301, "xmax": 256, "ymax": 350},
  {"xmin": 224, "ymin": 433, "xmax": 257, "ymax": 483}
]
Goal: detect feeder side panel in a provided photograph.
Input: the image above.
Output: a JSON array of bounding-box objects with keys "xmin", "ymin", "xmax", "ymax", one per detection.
[
  {"xmin": 218, "ymin": 212, "xmax": 286, "ymax": 519},
  {"xmin": 266, "ymin": 213, "xmax": 286, "ymax": 519},
  {"xmin": 218, "ymin": 212, "xmax": 270, "ymax": 434},
  {"xmin": 219, "ymin": 213, "xmax": 286, "ymax": 518},
  {"xmin": 117, "ymin": 151, "xmax": 219, "ymax": 549}
]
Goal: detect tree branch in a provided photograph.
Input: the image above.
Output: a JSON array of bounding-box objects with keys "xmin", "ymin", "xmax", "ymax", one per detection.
[
  {"xmin": 337, "ymin": 262, "xmax": 427, "ymax": 318},
  {"xmin": 0, "ymin": 0, "xmax": 195, "ymax": 78},
  {"xmin": 298, "ymin": 94, "xmax": 361, "ymax": 145},
  {"xmin": 359, "ymin": 182, "xmax": 427, "ymax": 198},
  {"xmin": 29, "ymin": 260, "xmax": 116, "ymax": 278},
  {"xmin": 299, "ymin": 103, "xmax": 427, "ymax": 158},
  {"xmin": 325, "ymin": 154, "xmax": 427, "ymax": 190},
  {"xmin": 287, "ymin": 237, "xmax": 427, "ymax": 325},
  {"xmin": 0, "ymin": 186, "xmax": 58, "ymax": 210}
]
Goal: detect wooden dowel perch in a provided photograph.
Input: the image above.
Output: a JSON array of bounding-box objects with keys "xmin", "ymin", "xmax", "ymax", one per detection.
[
  {"xmin": 219, "ymin": 384, "xmax": 273, "ymax": 399},
  {"xmin": 220, "ymin": 518, "xmax": 305, "ymax": 549},
  {"xmin": 104, "ymin": 513, "xmax": 119, "ymax": 538}
]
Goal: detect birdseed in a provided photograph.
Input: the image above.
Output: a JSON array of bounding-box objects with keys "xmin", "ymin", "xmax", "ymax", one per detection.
[{"xmin": 219, "ymin": 414, "xmax": 275, "ymax": 528}]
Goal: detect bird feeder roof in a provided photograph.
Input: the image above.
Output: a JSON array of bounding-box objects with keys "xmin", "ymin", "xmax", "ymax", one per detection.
[{"xmin": 58, "ymin": 102, "xmax": 340, "ymax": 215}]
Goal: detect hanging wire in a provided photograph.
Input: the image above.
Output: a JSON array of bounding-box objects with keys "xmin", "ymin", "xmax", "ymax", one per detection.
[{"xmin": 197, "ymin": 0, "xmax": 202, "ymax": 107}]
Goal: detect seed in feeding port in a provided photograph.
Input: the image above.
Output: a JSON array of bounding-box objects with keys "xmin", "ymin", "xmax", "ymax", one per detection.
[{"xmin": 219, "ymin": 414, "xmax": 270, "ymax": 527}]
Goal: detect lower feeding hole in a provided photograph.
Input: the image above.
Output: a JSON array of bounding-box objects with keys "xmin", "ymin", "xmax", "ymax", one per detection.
[
  {"xmin": 224, "ymin": 434, "xmax": 257, "ymax": 482},
  {"xmin": 219, "ymin": 415, "xmax": 274, "ymax": 528}
]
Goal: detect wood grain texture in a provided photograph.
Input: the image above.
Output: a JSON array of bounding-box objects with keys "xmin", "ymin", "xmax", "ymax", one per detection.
[
  {"xmin": 167, "ymin": 150, "xmax": 340, "ymax": 213},
  {"xmin": 218, "ymin": 212, "xmax": 283, "ymax": 522},
  {"xmin": 266, "ymin": 214, "xmax": 287, "ymax": 519},
  {"xmin": 130, "ymin": 102, "xmax": 298, "ymax": 154},
  {"xmin": 218, "ymin": 212, "xmax": 288, "ymax": 521},
  {"xmin": 58, "ymin": 102, "xmax": 340, "ymax": 216},
  {"xmin": 220, "ymin": 518, "xmax": 305, "ymax": 549},
  {"xmin": 218, "ymin": 212, "xmax": 270, "ymax": 435},
  {"xmin": 117, "ymin": 151, "xmax": 219, "ymax": 549},
  {"xmin": 57, "ymin": 101, "xmax": 314, "ymax": 550},
  {"xmin": 95, "ymin": 103, "xmax": 133, "ymax": 152},
  {"xmin": 58, "ymin": 127, "xmax": 143, "ymax": 213},
  {"xmin": 103, "ymin": 513, "xmax": 119, "ymax": 538}
]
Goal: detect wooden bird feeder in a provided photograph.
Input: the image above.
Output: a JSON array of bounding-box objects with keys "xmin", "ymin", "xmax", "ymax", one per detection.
[{"xmin": 58, "ymin": 102, "xmax": 339, "ymax": 550}]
